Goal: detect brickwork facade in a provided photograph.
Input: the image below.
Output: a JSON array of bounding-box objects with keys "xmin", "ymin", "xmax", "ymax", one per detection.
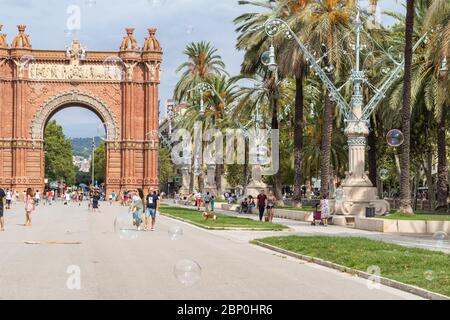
[{"xmin": 0, "ymin": 25, "xmax": 162, "ymax": 194}]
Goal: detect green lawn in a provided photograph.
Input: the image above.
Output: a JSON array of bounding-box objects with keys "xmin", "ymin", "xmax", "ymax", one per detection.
[
  {"xmin": 383, "ymin": 210, "xmax": 450, "ymax": 221},
  {"xmin": 254, "ymin": 236, "xmax": 450, "ymax": 297},
  {"xmin": 159, "ymin": 205, "xmax": 288, "ymax": 231}
]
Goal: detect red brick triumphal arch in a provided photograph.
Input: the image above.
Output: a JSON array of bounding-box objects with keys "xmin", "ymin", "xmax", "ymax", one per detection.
[{"xmin": 0, "ymin": 25, "xmax": 162, "ymax": 194}]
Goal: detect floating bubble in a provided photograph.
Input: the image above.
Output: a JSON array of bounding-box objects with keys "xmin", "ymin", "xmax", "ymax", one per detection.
[
  {"xmin": 433, "ymin": 231, "xmax": 448, "ymax": 241},
  {"xmin": 114, "ymin": 211, "xmax": 139, "ymax": 240},
  {"xmin": 366, "ymin": 265, "xmax": 381, "ymax": 290},
  {"xmin": 168, "ymin": 226, "xmax": 183, "ymax": 240},
  {"xmin": 261, "ymin": 51, "xmax": 271, "ymax": 66},
  {"xmin": 185, "ymin": 25, "xmax": 194, "ymax": 35},
  {"xmin": 379, "ymin": 168, "xmax": 389, "ymax": 181},
  {"xmin": 386, "ymin": 129, "xmax": 404, "ymax": 147},
  {"xmin": 424, "ymin": 270, "xmax": 434, "ymax": 281},
  {"xmin": 433, "ymin": 231, "xmax": 448, "ymax": 248},
  {"xmin": 174, "ymin": 259, "xmax": 202, "ymax": 286}
]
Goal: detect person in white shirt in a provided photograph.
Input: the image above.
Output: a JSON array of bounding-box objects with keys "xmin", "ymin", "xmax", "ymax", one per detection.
[
  {"xmin": 5, "ymin": 189, "xmax": 12, "ymax": 209},
  {"xmin": 35, "ymin": 190, "xmax": 41, "ymax": 206},
  {"xmin": 64, "ymin": 192, "xmax": 71, "ymax": 205}
]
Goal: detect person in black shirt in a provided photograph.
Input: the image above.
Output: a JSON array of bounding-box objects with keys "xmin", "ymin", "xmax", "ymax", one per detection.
[
  {"xmin": 145, "ymin": 190, "xmax": 159, "ymax": 231},
  {"xmin": 0, "ymin": 188, "xmax": 5, "ymax": 231}
]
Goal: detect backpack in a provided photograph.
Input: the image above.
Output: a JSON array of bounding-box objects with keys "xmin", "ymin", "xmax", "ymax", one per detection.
[{"xmin": 204, "ymin": 194, "xmax": 211, "ymax": 203}]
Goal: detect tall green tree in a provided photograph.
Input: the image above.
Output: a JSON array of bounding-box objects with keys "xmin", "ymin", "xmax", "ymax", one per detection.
[
  {"xmin": 44, "ymin": 120, "xmax": 76, "ymax": 186},
  {"xmin": 159, "ymin": 146, "xmax": 176, "ymax": 190},
  {"xmin": 91, "ymin": 141, "xmax": 106, "ymax": 185},
  {"xmin": 174, "ymin": 41, "xmax": 228, "ymax": 193},
  {"xmin": 296, "ymin": 0, "xmax": 355, "ymax": 197}
]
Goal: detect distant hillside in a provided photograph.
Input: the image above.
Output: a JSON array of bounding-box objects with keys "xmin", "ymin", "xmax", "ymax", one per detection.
[{"xmin": 71, "ymin": 137, "xmax": 103, "ymax": 158}]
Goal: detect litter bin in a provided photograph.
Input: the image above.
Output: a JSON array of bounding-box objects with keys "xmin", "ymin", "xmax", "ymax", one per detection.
[{"xmin": 366, "ymin": 206, "xmax": 376, "ymax": 218}]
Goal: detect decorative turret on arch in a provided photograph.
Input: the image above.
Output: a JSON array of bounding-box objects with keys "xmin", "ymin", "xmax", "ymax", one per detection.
[{"xmin": 30, "ymin": 90, "xmax": 119, "ymax": 142}]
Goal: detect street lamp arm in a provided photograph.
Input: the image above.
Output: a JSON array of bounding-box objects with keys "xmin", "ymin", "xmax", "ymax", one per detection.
[
  {"xmin": 187, "ymin": 82, "xmax": 227, "ymax": 106},
  {"xmin": 263, "ymin": 19, "xmax": 355, "ymax": 120},
  {"xmin": 361, "ymin": 32, "xmax": 429, "ymax": 120}
]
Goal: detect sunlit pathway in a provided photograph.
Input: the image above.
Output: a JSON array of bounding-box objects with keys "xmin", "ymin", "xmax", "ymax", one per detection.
[{"xmin": 0, "ymin": 200, "xmax": 422, "ymax": 300}]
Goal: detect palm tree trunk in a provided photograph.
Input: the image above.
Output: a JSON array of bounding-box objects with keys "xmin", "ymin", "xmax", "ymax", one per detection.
[
  {"xmin": 436, "ymin": 104, "xmax": 448, "ymax": 211},
  {"xmin": 399, "ymin": 0, "xmax": 415, "ymax": 214},
  {"xmin": 243, "ymin": 138, "xmax": 249, "ymax": 195},
  {"xmin": 271, "ymin": 91, "xmax": 283, "ymax": 204},
  {"xmin": 320, "ymin": 79, "xmax": 333, "ymax": 198},
  {"xmin": 368, "ymin": 116, "xmax": 377, "ymax": 188},
  {"xmin": 198, "ymin": 169, "xmax": 204, "ymax": 193},
  {"xmin": 215, "ymin": 164, "xmax": 223, "ymax": 197},
  {"xmin": 189, "ymin": 161, "xmax": 194, "ymax": 194},
  {"xmin": 293, "ymin": 75, "xmax": 304, "ymax": 206}
]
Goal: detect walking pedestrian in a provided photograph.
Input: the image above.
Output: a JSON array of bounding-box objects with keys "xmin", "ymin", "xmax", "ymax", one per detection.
[
  {"xmin": 145, "ymin": 189, "xmax": 159, "ymax": 231},
  {"xmin": 195, "ymin": 191, "xmax": 202, "ymax": 211},
  {"xmin": 256, "ymin": 190, "xmax": 268, "ymax": 221},
  {"xmin": 5, "ymin": 189, "xmax": 11, "ymax": 209},
  {"xmin": 204, "ymin": 192, "xmax": 211, "ymax": 212},
  {"xmin": 211, "ymin": 195, "xmax": 215, "ymax": 212},
  {"xmin": 92, "ymin": 191, "xmax": 100, "ymax": 213},
  {"xmin": 35, "ymin": 190, "xmax": 40, "ymax": 206},
  {"xmin": 0, "ymin": 187, "xmax": 5, "ymax": 231},
  {"xmin": 267, "ymin": 191, "xmax": 277, "ymax": 223},
  {"xmin": 131, "ymin": 189, "xmax": 144, "ymax": 231},
  {"xmin": 25, "ymin": 188, "xmax": 35, "ymax": 227}
]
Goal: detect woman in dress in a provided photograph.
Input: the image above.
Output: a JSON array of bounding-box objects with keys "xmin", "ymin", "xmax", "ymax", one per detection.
[
  {"xmin": 25, "ymin": 188, "xmax": 35, "ymax": 227},
  {"xmin": 267, "ymin": 191, "xmax": 277, "ymax": 223},
  {"xmin": 320, "ymin": 195, "xmax": 330, "ymax": 226}
]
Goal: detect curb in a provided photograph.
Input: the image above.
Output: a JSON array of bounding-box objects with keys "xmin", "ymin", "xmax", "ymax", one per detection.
[
  {"xmin": 252, "ymin": 240, "xmax": 449, "ymax": 301},
  {"xmin": 159, "ymin": 212, "xmax": 288, "ymax": 231}
]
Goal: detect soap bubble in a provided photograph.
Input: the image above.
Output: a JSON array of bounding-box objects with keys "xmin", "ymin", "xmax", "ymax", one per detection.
[
  {"xmin": 174, "ymin": 259, "xmax": 202, "ymax": 286},
  {"xmin": 433, "ymin": 231, "xmax": 448, "ymax": 248},
  {"xmin": 261, "ymin": 51, "xmax": 271, "ymax": 66},
  {"xmin": 386, "ymin": 129, "xmax": 404, "ymax": 147},
  {"xmin": 424, "ymin": 270, "xmax": 434, "ymax": 281},
  {"xmin": 379, "ymin": 168, "xmax": 389, "ymax": 181},
  {"xmin": 433, "ymin": 231, "xmax": 448, "ymax": 241},
  {"xmin": 114, "ymin": 212, "xmax": 139, "ymax": 240},
  {"xmin": 168, "ymin": 226, "xmax": 183, "ymax": 240}
]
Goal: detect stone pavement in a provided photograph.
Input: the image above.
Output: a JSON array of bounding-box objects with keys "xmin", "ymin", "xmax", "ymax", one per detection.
[{"xmin": 0, "ymin": 200, "xmax": 423, "ymax": 300}]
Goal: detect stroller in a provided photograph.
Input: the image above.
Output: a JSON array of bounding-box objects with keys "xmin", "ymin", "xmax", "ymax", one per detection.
[{"xmin": 311, "ymin": 203, "xmax": 323, "ymax": 226}]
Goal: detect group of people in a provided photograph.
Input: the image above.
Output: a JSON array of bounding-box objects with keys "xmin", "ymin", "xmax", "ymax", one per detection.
[{"xmin": 125, "ymin": 189, "xmax": 160, "ymax": 231}]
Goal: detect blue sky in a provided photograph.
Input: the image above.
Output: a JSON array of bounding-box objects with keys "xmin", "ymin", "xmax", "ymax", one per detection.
[{"xmin": 0, "ymin": 0, "xmax": 405, "ymax": 138}]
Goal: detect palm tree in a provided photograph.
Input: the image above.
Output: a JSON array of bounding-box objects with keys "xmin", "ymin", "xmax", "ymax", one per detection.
[
  {"xmin": 235, "ymin": 0, "xmax": 311, "ymax": 205},
  {"xmin": 174, "ymin": 42, "xmax": 228, "ymax": 194},
  {"xmin": 423, "ymin": 0, "xmax": 450, "ymax": 211},
  {"xmin": 397, "ymin": 0, "xmax": 415, "ymax": 214},
  {"xmin": 174, "ymin": 41, "xmax": 227, "ymax": 101},
  {"xmin": 233, "ymin": 71, "xmax": 290, "ymax": 201},
  {"xmin": 294, "ymin": 0, "xmax": 355, "ymax": 197},
  {"xmin": 385, "ymin": 0, "xmax": 449, "ymax": 212}
]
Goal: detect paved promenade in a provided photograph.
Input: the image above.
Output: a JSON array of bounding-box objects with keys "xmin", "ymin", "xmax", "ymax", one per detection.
[{"xmin": 0, "ymin": 200, "xmax": 422, "ymax": 300}]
